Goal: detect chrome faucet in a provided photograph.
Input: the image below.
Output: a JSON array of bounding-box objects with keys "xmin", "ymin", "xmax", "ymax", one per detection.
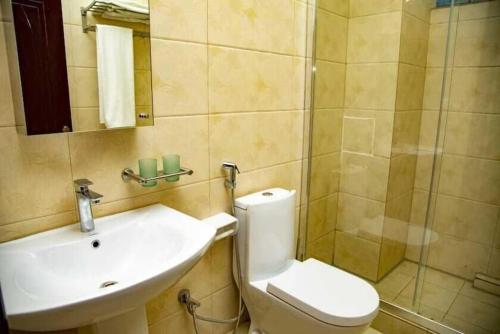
[{"xmin": 74, "ymin": 179, "xmax": 103, "ymax": 232}]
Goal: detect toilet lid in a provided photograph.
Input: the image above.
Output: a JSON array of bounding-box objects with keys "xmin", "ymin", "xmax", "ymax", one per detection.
[{"xmin": 266, "ymin": 259, "xmax": 379, "ymax": 327}]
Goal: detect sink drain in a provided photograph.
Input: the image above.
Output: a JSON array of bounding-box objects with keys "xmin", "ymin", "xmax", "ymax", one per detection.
[{"xmin": 100, "ymin": 281, "xmax": 118, "ymax": 288}]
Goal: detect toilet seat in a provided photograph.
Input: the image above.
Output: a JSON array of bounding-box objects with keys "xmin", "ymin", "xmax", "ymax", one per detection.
[{"xmin": 266, "ymin": 258, "xmax": 379, "ymax": 327}]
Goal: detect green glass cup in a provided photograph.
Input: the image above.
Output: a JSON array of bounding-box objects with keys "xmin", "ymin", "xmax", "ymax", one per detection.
[
  {"xmin": 139, "ymin": 158, "xmax": 158, "ymax": 187},
  {"xmin": 162, "ymin": 154, "xmax": 180, "ymax": 182}
]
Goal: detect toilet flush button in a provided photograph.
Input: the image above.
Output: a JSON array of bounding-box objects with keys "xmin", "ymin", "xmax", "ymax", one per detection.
[{"xmin": 262, "ymin": 192, "xmax": 273, "ymax": 196}]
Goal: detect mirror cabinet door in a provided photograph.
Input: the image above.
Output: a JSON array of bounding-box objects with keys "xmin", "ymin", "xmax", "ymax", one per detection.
[{"xmin": 12, "ymin": 0, "xmax": 72, "ymax": 135}]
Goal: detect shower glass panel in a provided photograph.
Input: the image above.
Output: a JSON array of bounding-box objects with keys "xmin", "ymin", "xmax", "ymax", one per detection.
[{"xmin": 303, "ymin": 0, "xmax": 500, "ymax": 332}]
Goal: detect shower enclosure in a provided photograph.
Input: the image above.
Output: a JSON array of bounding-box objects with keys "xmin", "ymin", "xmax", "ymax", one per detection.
[{"xmin": 301, "ymin": 0, "xmax": 500, "ymax": 333}]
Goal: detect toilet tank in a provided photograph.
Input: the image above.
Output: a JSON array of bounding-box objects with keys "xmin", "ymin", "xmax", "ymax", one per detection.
[{"xmin": 235, "ymin": 188, "xmax": 296, "ymax": 282}]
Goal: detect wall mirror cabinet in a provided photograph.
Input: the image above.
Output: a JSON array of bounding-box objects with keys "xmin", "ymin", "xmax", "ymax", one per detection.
[{"xmin": 2, "ymin": 0, "xmax": 153, "ymax": 135}]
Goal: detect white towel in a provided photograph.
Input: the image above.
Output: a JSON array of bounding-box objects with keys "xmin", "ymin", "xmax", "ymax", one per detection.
[
  {"xmin": 96, "ymin": 24, "xmax": 136, "ymax": 128},
  {"xmin": 102, "ymin": 0, "xmax": 149, "ymax": 14}
]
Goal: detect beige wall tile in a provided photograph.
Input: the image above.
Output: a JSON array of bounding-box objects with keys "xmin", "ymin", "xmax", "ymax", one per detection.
[
  {"xmin": 334, "ymin": 231, "xmax": 380, "ymax": 281},
  {"xmin": 387, "ymin": 154, "xmax": 417, "ymax": 199},
  {"xmin": 0, "ymin": 128, "xmax": 74, "ymax": 225},
  {"xmin": 444, "ymin": 112, "xmax": 500, "ymax": 160},
  {"xmin": 379, "ymin": 238, "xmax": 406, "ymax": 279},
  {"xmin": 410, "ymin": 189, "xmax": 430, "ymax": 227},
  {"xmin": 316, "ymin": 9, "xmax": 347, "ymax": 62},
  {"xmin": 418, "ymin": 110, "xmax": 439, "ymax": 149},
  {"xmin": 69, "ymin": 116, "xmax": 209, "ymax": 204},
  {"xmin": 63, "ymin": 24, "xmax": 73, "ymax": 68},
  {"xmin": 488, "ymin": 248, "xmax": 500, "ymax": 279},
  {"xmin": 0, "ymin": 211, "xmax": 76, "ymax": 243},
  {"xmin": 413, "ymin": 150, "xmax": 440, "ymax": 191},
  {"xmin": 349, "ymin": 0, "xmax": 402, "ymax": 18},
  {"xmin": 422, "ymin": 68, "xmax": 447, "ymax": 111},
  {"xmin": 152, "ymin": 116, "xmax": 209, "ymax": 181},
  {"xmin": 71, "ymin": 67, "xmax": 99, "ymax": 108},
  {"xmin": 400, "ymin": 13, "xmax": 429, "ymax": 67},
  {"xmin": 403, "ymin": 0, "xmax": 433, "ymax": 22},
  {"xmin": 135, "ymin": 70, "xmax": 152, "ymax": 107},
  {"xmin": 347, "ymin": 12, "xmax": 402, "ymax": 63},
  {"xmin": 310, "ymin": 153, "xmax": 341, "ymax": 200},
  {"xmin": 93, "ymin": 182, "xmax": 211, "ymax": 222},
  {"xmin": 449, "ymin": 67, "xmax": 500, "ymax": 114},
  {"xmin": 439, "ymin": 154, "xmax": 500, "ymax": 205},
  {"xmin": 307, "ymin": 231, "xmax": 335, "ymax": 264},
  {"xmin": 134, "ymin": 36, "xmax": 152, "ymax": 71},
  {"xmin": 148, "ymin": 295, "xmax": 213, "ymax": 334},
  {"xmin": 69, "ymin": 25, "xmax": 96, "ymax": 68},
  {"xmin": 63, "ymin": 0, "xmax": 94, "ymax": 25},
  {"xmin": 0, "ymin": 23, "xmax": 14, "ymax": 127},
  {"xmin": 430, "ymin": 7, "xmax": 453, "ymax": 24},
  {"xmin": 459, "ymin": 0, "xmax": 500, "ymax": 20},
  {"xmin": 211, "ymin": 284, "xmax": 239, "ymax": 334},
  {"xmin": 342, "ymin": 116, "xmax": 375, "ymax": 155},
  {"xmin": 340, "ymin": 152, "xmax": 390, "ymax": 202},
  {"xmin": 318, "ymin": 0, "xmax": 348, "ymax": 17},
  {"xmin": 428, "ymin": 235, "xmax": 490, "ymax": 279},
  {"xmin": 454, "ymin": 17, "xmax": 500, "ymax": 67},
  {"xmin": 147, "ymin": 251, "xmax": 212, "ymax": 325},
  {"xmin": 392, "ymin": 110, "xmax": 421, "ymax": 156},
  {"xmin": 311, "ymin": 108, "xmax": 342, "ymax": 156},
  {"xmin": 344, "ymin": 109, "xmax": 394, "ymax": 158},
  {"xmin": 307, "ymin": 194, "xmax": 337, "ymax": 246},
  {"xmin": 427, "ymin": 22, "xmax": 456, "ymax": 67},
  {"xmin": 337, "ymin": 193, "xmax": 385, "ymax": 243},
  {"xmin": 72, "ymin": 107, "xmax": 103, "ymax": 132},
  {"xmin": 210, "ymin": 238, "xmax": 233, "ymax": 292},
  {"xmin": 208, "ymin": 0, "xmax": 295, "ymax": 55},
  {"xmin": 314, "ymin": 61, "xmax": 346, "ymax": 109},
  {"xmin": 209, "ymin": 161, "xmax": 302, "ymax": 214},
  {"xmin": 434, "ymin": 195, "xmax": 499, "ymax": 246},
  {"xmin": 152, "ymin": 39, "xmax": 207, "ymax": 117},
  {"xmin": 345, "ymin": 63, "xmax": 399, "ymax": 110},
  {"xmin": 209, "ymin": 47, "xmax": 299, "ymax": 113},
  {"xmin": 150, "ymin": 0, "xmax": 207, "ymax": 42},
  {"xmin": 209, "ymin": 111, "xmax": 302, "ymax": 177},
  {"xmin": 396, "ymin": 64, "xmax": 425, "ymax": 111}
]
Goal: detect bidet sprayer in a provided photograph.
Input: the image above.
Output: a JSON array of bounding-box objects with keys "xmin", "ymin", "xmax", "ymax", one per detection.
[{"xmin": 222, "ymin": 161, "xmax": 240, "ymax": 189}]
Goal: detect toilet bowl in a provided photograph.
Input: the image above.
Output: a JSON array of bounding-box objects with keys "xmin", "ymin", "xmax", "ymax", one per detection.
[{"xmin": 234, "ymin": 188, "xmax": 379, "ymax": 334}]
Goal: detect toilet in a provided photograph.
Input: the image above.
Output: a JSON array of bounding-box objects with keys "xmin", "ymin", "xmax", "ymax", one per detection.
[{"xmin": 234, "ymin": 188, "xmax": 379, "ymax": 334}]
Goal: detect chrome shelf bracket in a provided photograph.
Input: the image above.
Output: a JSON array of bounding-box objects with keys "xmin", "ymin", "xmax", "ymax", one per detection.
[{"xmin": 121, "ymin": 167, "xmax": 194, "ymax": 184}]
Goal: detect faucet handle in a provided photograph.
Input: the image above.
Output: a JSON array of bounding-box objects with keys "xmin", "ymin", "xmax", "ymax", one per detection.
[{"xmin": 74, "ymin": 179, "xmax": 93, "ymax": 191}]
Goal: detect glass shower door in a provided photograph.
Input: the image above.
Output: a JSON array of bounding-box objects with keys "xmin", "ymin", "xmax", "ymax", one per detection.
[{"xmin": 302, "ymin": 0, "xmax": 500, "ymax": 332}]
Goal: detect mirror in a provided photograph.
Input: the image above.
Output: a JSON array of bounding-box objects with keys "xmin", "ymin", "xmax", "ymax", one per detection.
[{"xmin": 4, "ymin": 0, "xmax": 153, "ymax": 135}]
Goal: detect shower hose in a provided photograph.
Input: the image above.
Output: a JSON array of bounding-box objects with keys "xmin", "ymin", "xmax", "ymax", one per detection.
[{"xmin": 184, "ymin": 186, "xmax": 246, "ymax": 334}]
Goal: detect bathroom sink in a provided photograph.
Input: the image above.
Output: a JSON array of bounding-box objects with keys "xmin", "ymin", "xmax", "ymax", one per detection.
[{"xmin": 0, "ymin": 204, "xmax": 216, "ymax": 332}]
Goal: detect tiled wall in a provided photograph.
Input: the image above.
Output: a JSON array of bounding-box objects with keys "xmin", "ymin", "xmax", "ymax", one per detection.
[
  {"xmin": 407, "ymin": 1, "xmax": 500, "ymax": 281},
  {"xmin": 61, "ymin": 1, "xmax": 153, "ymax": 131},
  {"xmin": 311, "ymin": 0, "xmax": 432, "ymax": 282},
  {"xmin": 0, "ymin": 0, "xmax": 308, "ymax": 333},
  {"xmin": 305, "ymin": 0, "xmax": 347, "ymax": 265}
]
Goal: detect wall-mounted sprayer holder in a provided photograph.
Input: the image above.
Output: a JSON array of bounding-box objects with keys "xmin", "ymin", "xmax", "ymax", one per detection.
[{"xmin": 121, "ymin": 167, "xmax": 193, "ymax": 185}]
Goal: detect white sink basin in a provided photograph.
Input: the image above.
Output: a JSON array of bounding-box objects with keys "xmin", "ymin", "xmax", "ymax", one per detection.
[{"xmin": 0, "ymin": 204, "xmax": 216, "ymax": 332}]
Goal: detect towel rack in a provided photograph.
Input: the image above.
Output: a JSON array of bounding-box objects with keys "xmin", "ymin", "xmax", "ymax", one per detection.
[{"xmin": 80, "ymin": 0, "xmax": 150, "ymax": 38}]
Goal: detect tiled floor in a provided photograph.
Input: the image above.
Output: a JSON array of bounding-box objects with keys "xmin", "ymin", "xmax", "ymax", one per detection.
[
  {"xmin": 375, "ymin": 261, "xmax": 500, "ymax": 334},
  {"xmin": 231, "ymin": 321, "xmax": 383, "ymax": 334}
]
